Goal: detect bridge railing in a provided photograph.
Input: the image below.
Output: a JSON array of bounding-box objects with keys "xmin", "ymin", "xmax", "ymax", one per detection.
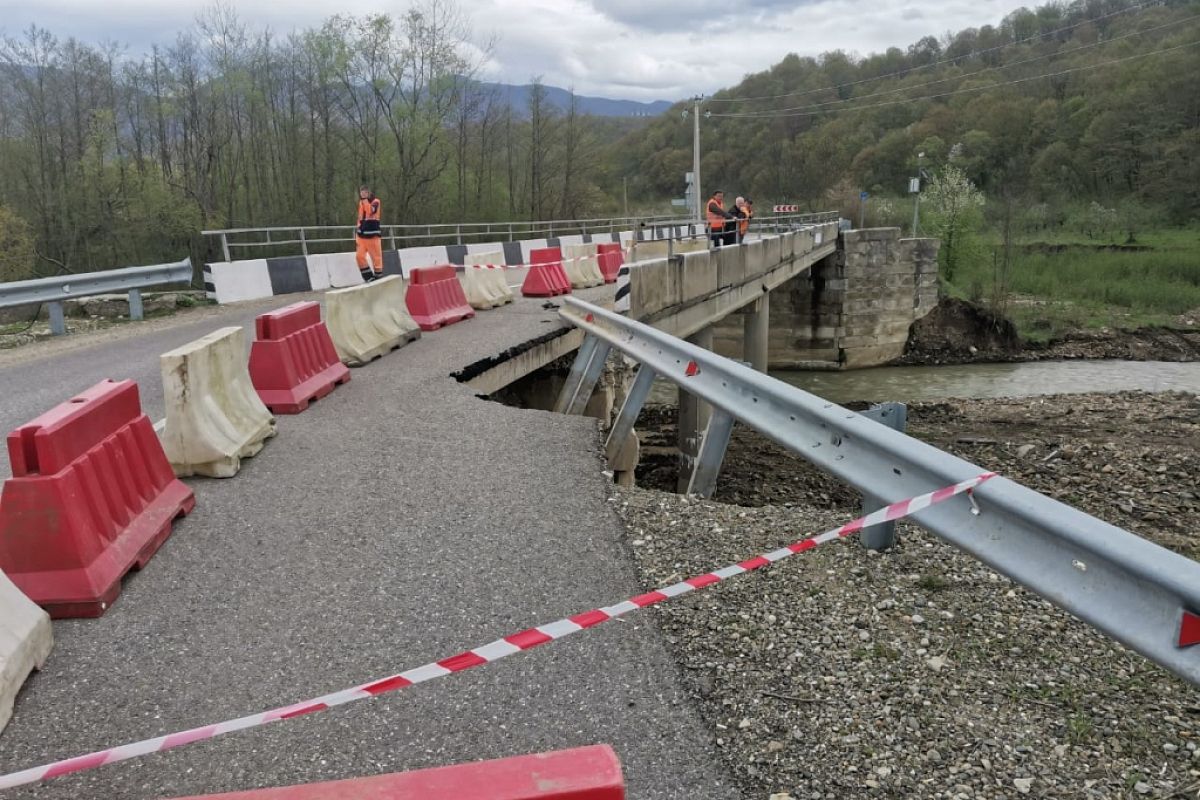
[
  {"xmin": 201, "ymin": 211, "xmax": 841, "ymax": 261},
  {"xmin": 554, "ymin": 295, "xmax": 1200, "ymax": 688},
  {"xmin": 0, "ymin": 258, "xmax": 193, "ymax": 335}
]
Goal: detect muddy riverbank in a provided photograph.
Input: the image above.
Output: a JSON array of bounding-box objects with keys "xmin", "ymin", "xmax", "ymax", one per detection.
[{"xmin": 897, "ymin": 298, "xmax": 1200, "ymax": 366}]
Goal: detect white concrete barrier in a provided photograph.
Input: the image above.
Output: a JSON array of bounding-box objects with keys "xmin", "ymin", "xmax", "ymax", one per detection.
[
  {"xmin": 160, "ymin": 326, "xmax": 278, "ymax": 478},
  {"xmin": 463, "ymin": 252, "xmax": 513, "ymax": 308},
  {"xmin": 307, "ymin": 252, "xmax": 363, "ymax": 289},
  {"xmin": 565, "ymin": 244, "xmax": 604, "ymax": 287},
  {"xmin": 203, "ymin": 260, "xmax": 274, "ymax": 304},
  {"xmin": 1, "ymin": 568, "xmax": 52, "ymax": 735},
  {"xmin": 326, "ymin": 275, "xmax": 421, "ymax": 366}
]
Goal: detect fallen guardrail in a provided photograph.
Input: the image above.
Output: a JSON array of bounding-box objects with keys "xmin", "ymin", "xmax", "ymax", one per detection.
[
  {"xmin": 555, "ymin": 296, "xmax": 1200, "ymax": 688},
  {"xmin": 0, "ymin": 258, "xmax": 193, "ymax": 335}
]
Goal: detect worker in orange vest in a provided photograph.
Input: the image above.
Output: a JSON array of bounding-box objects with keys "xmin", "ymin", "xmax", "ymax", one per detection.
[
  {"xmin": 355, "ymin": 185, "xmax": 383, "ymax": 282},
  {"xmin": 706, "ymin": 190, "xmax": 735, "ymax": 249},
  {"xmin": 736, "ymin": 197, "xmax": 754, "ymax": 244}
]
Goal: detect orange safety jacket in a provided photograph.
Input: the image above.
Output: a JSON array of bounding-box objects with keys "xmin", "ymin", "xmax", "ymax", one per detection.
[
  {"xmin": 706, "ymin": 197, "xmax": 728, "ymax": 232},
  {"xmin": 356, "ymin": 197, "xmax": 382, "ymax": 238},
  {"xmin": 738, "ymin": 206, "xmax": 752, "ymax": 236}
]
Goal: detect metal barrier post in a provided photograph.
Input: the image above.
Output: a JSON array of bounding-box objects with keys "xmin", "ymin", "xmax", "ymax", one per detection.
[
  {"xmin": 47, "ymin": 302, "xmax": 65, "ymax": 335},
  {"xmin": 299, "ymin": 228, "xmax": 309, "ymax": 257},
  {"xmin": 687, "ymin": 409, "xmax": 735, "ymax": 498},
  {"xmin": 606, "ymin": 366, "xmax": 656, "ymax": 463},
  {"xmin": 858, "ymin": 402, "xmax": 908, "ymax": 550},
  {"xmin": 554, "ymin": 335, "xmax": 603, "ymax": 414},
  {"xmin": 220, "ymin": 233, "xmax": 231, "ymax": 262},
  {"xmin": 128, "ymin": 288, "xmax": 144, "ymax": 321}
]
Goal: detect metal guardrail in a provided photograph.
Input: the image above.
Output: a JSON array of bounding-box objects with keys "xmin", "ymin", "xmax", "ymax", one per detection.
[
  {"xmin": 201, "ymin": 211, "xmax": 841, "ymax": 261},
  {"xmin": 555, "ymin": 296, "xmax": 1200, "ymax": 687},
  {"xmin": 0, "ymin": 258, "xmax": 193, "ymax": 335}
]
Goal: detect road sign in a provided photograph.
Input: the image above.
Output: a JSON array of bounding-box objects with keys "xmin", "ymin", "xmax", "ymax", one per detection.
[
  {"xmin": 671, "ymin": 199, "xmax": 688, "ymax": 207},
  {"xmin": 908, "ymin": 178, "xmax": 920, "ymax": 194},
  {"xmin": 773, "ymin": 204, "xmax": 800, "ymax": 213},
  {"xmin": 860, "ymin": 191, "xmax": 869, "ymax": 201}
]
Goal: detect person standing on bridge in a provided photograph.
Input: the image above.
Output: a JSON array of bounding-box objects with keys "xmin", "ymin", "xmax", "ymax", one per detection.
[
  {"xmin": 706, "ymin": 190, "xmax": 735, "ymax": 249},
  {"xmin": 355, "ymin": 185, "xmax": 384, "ymax": 283},
  {"xmin": 736, "ymin": 197, "xmax": 754, "ymax": 244}
]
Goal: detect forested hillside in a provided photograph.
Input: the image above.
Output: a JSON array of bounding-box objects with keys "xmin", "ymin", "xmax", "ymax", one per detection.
[
  {"xmin": 616, "ymin": 0, "xmax": 1200, "ymax": 225},
  {"xmin": 0, "ymin": 4, "xmax": 637, "ymax": 278},
  {"xmin": 0, "ymin": 0, "xmax": 1196, "ymax": 281}
]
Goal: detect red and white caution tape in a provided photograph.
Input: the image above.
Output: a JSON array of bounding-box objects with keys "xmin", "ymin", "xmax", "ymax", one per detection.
[
  {"xmin": 0, "ymin": 472, "xmax": 995, "ymax": 791},
  {"xmin": 466, "ymin": 246, "xmax": 634, "ymax": 271}
]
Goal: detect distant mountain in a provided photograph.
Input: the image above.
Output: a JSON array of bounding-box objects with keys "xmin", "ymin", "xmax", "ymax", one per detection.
[{"xmin": 479, "ymin": 81, "xmax": 675, "ymax": 118}]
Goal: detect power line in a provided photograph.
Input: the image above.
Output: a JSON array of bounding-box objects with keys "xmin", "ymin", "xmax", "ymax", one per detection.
[
  {"xmin": 705, "ymin": 0, "xmax": 1159, "ymax": 105},
  {"xmin": 722, "ymin": 14, "xmax": 1198, "ymax": 118},
  {"xmin": 708, "ymin": 38, "xmax": 1200, "ymax": 119}
]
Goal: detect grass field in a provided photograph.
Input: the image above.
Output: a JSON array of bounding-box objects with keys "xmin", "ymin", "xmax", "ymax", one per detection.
[{"xmin": 950, "ymin": 228, "xmax": 1200, "ymax": 341}]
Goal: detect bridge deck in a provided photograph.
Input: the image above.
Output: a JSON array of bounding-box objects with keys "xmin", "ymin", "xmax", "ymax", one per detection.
[{"xmin": 0, "ymin": 289, "xmax": 739, "ymax": 798}]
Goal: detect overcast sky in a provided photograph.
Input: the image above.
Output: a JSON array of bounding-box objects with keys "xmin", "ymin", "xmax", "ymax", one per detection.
[{"xmin": 0, "ymin": 0, "xmax": 1037, "ymax": 102}]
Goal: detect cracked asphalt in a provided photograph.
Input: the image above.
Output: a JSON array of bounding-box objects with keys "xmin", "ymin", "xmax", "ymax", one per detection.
[{"xmin": 0, "ymin": 287, "xmax": 740, "ymax": 799}]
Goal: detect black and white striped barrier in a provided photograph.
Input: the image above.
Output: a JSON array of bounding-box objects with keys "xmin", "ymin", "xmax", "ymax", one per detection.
[{"xmin": 204, "ymin": 232, "xmax": 636, "ymax": 305}]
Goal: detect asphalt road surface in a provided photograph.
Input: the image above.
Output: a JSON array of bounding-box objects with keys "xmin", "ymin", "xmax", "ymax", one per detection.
[{"xmin": 0, "ymin": 288, "xmax": 741, "ymax": 799}]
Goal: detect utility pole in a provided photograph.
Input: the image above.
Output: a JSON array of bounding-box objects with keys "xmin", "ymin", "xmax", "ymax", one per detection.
[
  {"xmin": 692, "ymin": 96, "xmax": 702, "ymax": 224},
  {"xmin": 623, "ymin": 176, "xmax": 629, "ymax": 217},
  {"xmin": 911, "ymin": 151, "xmax": 925, "ymax": 237},
  {"xmin": 681, "ymin": 96, "xmax": 706, "ymax": 223}
]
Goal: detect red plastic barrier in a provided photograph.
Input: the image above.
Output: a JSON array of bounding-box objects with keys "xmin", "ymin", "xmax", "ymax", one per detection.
[
  {"xmin": 522, "ymin": 248, "xmax": 572, "ymax": 297},
  {"xmin": 249, "ymin": 302, "xmax": 350, "ymax": 414},
  {"xmin": 405, "ymin": 266, "xmax": 476, "ymax": 331},
  {"xmin": 595, "ymin": 244, "xmax": 624, "ymax": 284},
  {"xmin": 166, "ymin": 745, "xmax": 624, "ymax": 799},
  {"xmin": 0, "ymin": 380, "xmax": 195, "ymax": 618}
]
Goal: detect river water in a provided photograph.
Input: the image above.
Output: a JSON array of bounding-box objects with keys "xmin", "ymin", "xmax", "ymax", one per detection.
[{"xmin": 649, "ymin": 360, "xmax": 1200, "ymax": 405}]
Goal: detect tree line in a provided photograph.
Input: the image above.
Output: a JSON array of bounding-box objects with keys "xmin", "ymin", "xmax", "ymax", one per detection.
[
  {"xmin": 616, "ymin": 0, "xmax": 1200, "ymax": 231},
  {"xmin": 0, "ymin": 0, "xmax": 622, "ymax": 280},
  {"xmin": 0, "ymin": 0, "xmax": 1196, "ymax": 282}
]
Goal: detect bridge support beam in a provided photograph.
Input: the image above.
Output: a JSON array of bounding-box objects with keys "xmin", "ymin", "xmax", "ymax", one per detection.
[
  {"xmin": 743, "ymin": 296, "xmax": 769, "ymax": 372},
  {"xmin": 677, "ymin": 326, "xmax": 713, "ymax": 493}
]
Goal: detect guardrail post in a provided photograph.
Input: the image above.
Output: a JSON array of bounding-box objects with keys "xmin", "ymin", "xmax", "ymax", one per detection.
[
  {"xmin": 220, "ymin": 233, "xmax": 231, "ymax": 263},
  {"xmin": 677, "ymin": 326, "xmax": 713, "ymax": 492},
  {"xmin": 687, "ymin": 409, "xmax": 735, "ymax": 498},
  {"xmin": 299, "ymin": 228, "xmax": 309, "ymax": 257},
  {"xmin": 606, "ymin": 365, "xmax": 656, "ymax": 464},
  {"xmin": 127, "ymin": 288, "xmax": 144, "ymax": 321},
  {"xmin": 554, "ymin": 335, "xmax": 613, "ymax": 415},
  {"xmin": 858, "ymin": 402, "xmax": 908, "ymax": 550},
  {"xmin": 47, "ymin": 301, "xmax": 65, "ymax": 335}
]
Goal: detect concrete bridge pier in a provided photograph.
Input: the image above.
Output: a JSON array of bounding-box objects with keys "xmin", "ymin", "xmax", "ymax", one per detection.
[
  {"xmin": 742, "ymin": 296, "xmax": 769, "ymax": 372},
  {"xmin": 677, "ymin": 326, "xmax": 713, "ymax": 493}
]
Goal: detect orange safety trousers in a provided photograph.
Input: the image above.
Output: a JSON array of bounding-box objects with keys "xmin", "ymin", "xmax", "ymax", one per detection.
[{"xmin": 356, "ymin": 236, "xmax": 383, "ymax": 273}]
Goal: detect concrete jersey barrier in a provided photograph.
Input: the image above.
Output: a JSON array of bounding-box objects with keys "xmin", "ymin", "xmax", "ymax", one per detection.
[
  {"xmin": 564, "ymin": 244, "xmax": 604, "ymax": 288},
  {"xmin": 462, "ymin": 251, "xmax": 513, "ymax": 309},
  {"xmin": 326, "ymin": 276, "xmax": 421, "ymax": 366},
  {"xmin": 0, "ymin": 568, "xmax": 52, "ymax": 735},
  {"xmin": 160, "ymin": 327, "xmax": 278, "ymax": 478}
]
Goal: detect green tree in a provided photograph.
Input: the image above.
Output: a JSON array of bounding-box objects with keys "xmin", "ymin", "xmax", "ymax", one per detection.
[
  {"xmin": 0, "ymin": 204, "xmax": 35, "ymax": 282},
  {"xmin": 923, "ymin": 166, "xmax": 985, "ymax": 284}
]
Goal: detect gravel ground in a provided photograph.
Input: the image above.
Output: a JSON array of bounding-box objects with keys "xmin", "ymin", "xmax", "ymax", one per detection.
[{"xmin": 617, "ymin": 390, "xmax": 1200, "ymax": 799}]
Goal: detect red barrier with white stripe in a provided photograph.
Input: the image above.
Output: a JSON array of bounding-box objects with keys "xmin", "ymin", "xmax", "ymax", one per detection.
[{"xmin": 0, "ymin": 473, "xmax": 994, "ymax": 791}]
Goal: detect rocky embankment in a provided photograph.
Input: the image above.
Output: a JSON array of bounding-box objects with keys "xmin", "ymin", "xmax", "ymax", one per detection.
[{"xmin": 617, "ymin": 392, "xmax": 1200, "ymax": 799}]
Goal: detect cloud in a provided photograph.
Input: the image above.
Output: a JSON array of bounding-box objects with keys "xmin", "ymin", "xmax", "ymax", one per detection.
[{"xmin": 0, "ymin": 0, "xmax": 1038, "ymax": 101}]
